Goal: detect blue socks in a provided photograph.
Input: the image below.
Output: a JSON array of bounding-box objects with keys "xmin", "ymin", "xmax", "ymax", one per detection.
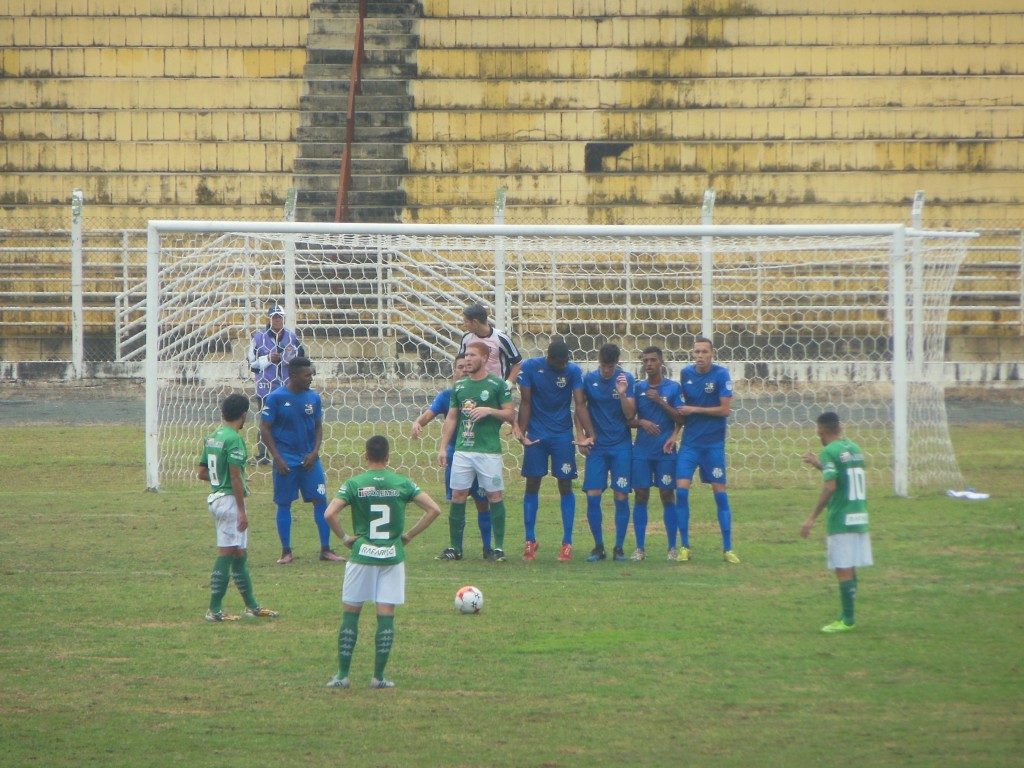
[
  {"xmin": 523, "ymin": 492, "xmax": 539, "ymax": 542},
  {"xmin": 477, "ymin": 506, "xmax": 492, "ymax": 550},
  {"xmin": 662, "ymin": 501, "xmax": 677, "ymax": 548},
  {"xmin": 313, "ymin": 501, "xmax": 330, "ymax": 549},
  {"xmin": 714, "ymin": 491, "xmax": 732, "ymax": 551},
  {"xmin": 276, "ymin": 504, "xmax": 292, "ymax": 550},
  {"xmin": 559, "ymin": 492, "xmax": 575, "ymax": 544},
  {"xmin": 586, "ymin": 495, "xmax": 604, "ymax": 547},
  {"xmin": 675, "ymin": 488, "xmax": 690, "ymax": 547},
  {"xmin": 629, "ymin": 498, "xmax": 646, "ymax": 550},
  {"xmin": 613, "ymin": 497, "xmax": 630, "ymax": 549}
]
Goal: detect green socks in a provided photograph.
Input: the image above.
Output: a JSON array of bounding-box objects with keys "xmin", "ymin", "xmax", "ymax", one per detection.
[
  {"xmin": 374, "ymin": 614, "xmax": 395, "ymax": 680},
  {"xmin": 449, "ymin": 501, "xmax": 467, "ymax": 552},
  {"xmin": 230, "ymin": 552, "xmax": 257, "ymax": 609},
  {"xmin": 489, "ymin": 500, "xmax": 506, "ymax": 550},
  {"xmin": 337, "ymin": 611, "xmax": 360, "ymax": 679},
  {"xmin": 839, "ymin": 577, "xmax": 857, "ymax": 625},
  {"xmin": 209, "ymin": 555, "xmax": 233, "ymax": 612}
]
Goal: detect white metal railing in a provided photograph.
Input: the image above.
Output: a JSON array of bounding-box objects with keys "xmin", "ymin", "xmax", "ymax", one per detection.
[{"xmin": 0, "ymin": 198, "xmax": 1021, "ymax": 368}]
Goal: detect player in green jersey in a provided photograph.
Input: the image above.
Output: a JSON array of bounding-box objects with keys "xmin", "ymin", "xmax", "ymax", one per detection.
[
  {"xmin": 323, "ymin": 435, "xmax": 441, "ymax": 689},
  {"xmin": 197, "ymin": 393, "xmax": 278, "ymax": 622},
  {"xmin": 437, "ymin": 341, "xmax": 517, "ymax": 561},
  {"xmin": 801, "ymin": 412, "xmax": 873, "ymax": 633}
]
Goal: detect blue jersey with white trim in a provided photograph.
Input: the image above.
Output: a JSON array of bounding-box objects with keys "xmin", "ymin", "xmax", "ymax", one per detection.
[
  {"xmin": 679, "ymin": 363, "xmax": 732, "ymax": 448},
  {"xmin": 583, "ymin": 367, "xmax": 635, "ymax": 448},
  {"xmin": 633, "ymin": 378, "xmax": 682, "ymax": 459},
  {"xmin": 262, "ymin": 386, "xmax": 322, "ymax": 464},
  {"xmin": 517, "ymin": 356, "xmax": 583, "ymax": 441}
]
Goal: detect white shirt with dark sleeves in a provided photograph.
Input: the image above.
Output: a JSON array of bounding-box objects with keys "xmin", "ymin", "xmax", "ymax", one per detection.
[{"xmin": 458, "ymin": 325, "xmax": 522, "ymax": 379}]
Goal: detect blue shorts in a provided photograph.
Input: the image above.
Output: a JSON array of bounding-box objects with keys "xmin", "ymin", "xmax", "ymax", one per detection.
[
  {"xmin": 582, "ymin": 445, "xmax": 632, "ymax": 493},
  {"xmin": 445, "ymin": 449, "xmax": 486, "ymax": 502},
  {"xmin": 521, "ymin": 436, "xmax": 577, "ymax": 479},
  {"xmin": 631, "ymin": 454, "xmax": 677, "ymax": 490},
  {"xmin": 273, "ymin": 460, "xmax": 328, "ymax": 505},
  {"xmin": 675, "ymin": 445, "xmax": 727, "ymax": 485}
]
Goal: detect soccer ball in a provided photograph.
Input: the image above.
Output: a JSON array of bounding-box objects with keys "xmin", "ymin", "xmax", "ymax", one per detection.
[{"xmin": 454, "ymin": 585, "xmax": 483, "ymax": 614}]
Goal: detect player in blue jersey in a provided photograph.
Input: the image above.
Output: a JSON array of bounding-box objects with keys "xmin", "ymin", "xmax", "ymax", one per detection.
[
  {"xmin": 514, "ymin": 339, "xmax": 595, "ymax": 562},
  {"xmin": 675, "ymin": 337, "xmax": 740, "ymax": 564},
  {"xmin": 581, "ymin": 344, "xmax": 637, "ymax": 562},
  {"xmin": 630, "ymin": 346, "xmax": 685, "ymax": 561},
  {"xmin": 410, "ymin": 353, "xmax": 493, "ymax": 559},
  {"xmin": 259, "ymin": 356, "xmax": 342, "ymax": 564}
]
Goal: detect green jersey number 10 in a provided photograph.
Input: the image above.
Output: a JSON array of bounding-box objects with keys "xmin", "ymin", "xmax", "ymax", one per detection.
[{"xmin": 846, "ymin": 467, "xmax": 867, "ymax": 502}]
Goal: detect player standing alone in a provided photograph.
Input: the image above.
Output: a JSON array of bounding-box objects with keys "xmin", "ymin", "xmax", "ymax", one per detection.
[
  {"xmin": 198, "ymin": 393, "xmax": 278, "ymax": 621},
  {"xmin": 259, "ymin": 356, "xmax": 342, "ymax": 564},
  {"xmin": 801, "ymin": 412, "xmax": 873, "ymax": 633},
  {"xmin": 324, "ymin": 436, "xmax": 441, "ymax": 689},
  {"xmin": 675, "ymin": 337, "xmax": 740, "ymax": 563}
]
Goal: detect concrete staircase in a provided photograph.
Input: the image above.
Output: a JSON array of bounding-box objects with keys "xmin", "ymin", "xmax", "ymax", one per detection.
[{"xmin": 293, "ymin": 1, "xmax": 420, "ymax": 222}]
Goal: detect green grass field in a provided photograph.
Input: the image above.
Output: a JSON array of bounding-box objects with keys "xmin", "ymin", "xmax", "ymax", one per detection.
[{"xmin": 1, "ymin": 423, "xmax": 1021, "ymax": 767}]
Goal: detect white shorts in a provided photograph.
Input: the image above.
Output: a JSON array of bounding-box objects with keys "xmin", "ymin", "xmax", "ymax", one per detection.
[
  {"xmin": 341, "ymin": 561, "xmax": 406, "ymax": 606},
  {"xmin": 450, "ymin": 451, "xmax": 504, "ymax": 493},
  {"xmin": 827, "ymin": 532, "xmax": 873, "ymax": 569},
  {"xmin": 208, "ymin": 493, "xmax": 248, "ymax": 549}
]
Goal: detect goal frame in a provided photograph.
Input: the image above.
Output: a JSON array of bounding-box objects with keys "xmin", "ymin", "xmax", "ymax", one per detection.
[{"xmin": 144, "ymin": 220, "xmax": 975, "ymax": 494}]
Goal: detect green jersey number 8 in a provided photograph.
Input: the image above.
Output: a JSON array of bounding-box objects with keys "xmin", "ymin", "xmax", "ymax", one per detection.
[
  {"xmin": 207, "ymin": 455, "xmax": 220, "ymax": 486},
  {"xmin": 846, "ymin": 467, "xmax": 867, "ymax": 502}
]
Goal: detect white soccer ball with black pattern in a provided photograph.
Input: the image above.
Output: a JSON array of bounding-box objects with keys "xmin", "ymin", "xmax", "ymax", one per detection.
[{"xmin": 454, "ymin": 585, "xmax": 484, "ymax": 614}]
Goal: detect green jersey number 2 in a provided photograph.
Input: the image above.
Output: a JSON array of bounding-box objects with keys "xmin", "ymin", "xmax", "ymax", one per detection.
[
  {"xmin": 846, "ymin": 467, "xmax": 867, "ymax": 501},
  {"xmin": 370, "ymin": 503, "xmax": 391, "ymax": 540}
]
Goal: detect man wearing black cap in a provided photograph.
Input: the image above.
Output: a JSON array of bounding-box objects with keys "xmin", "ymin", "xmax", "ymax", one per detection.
[{"xmin": 246, "ymin": 304, "xmax": 306, "ymax": 464}]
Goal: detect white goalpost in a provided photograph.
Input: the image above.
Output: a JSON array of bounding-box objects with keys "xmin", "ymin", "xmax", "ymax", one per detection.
[{"xmin": 137, "ymin": 221, "xmax": 975, "ymax": 496}]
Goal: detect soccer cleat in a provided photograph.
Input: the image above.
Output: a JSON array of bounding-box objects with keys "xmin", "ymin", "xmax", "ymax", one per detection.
[
  {"xmin": 319, "ymin": 549, "xmax": 344, "ymax": 562},
  {"xmin": 630, "ymin": 548, "xmax": 646, "ymax": 561},
  {"xmin": 483, "ymin": 547, "xmax": 495, "ymax": 561},
  {"xmin": 723, "ymin": 550, "xmax": 741, "ymax": 564},
  {"xmin": 586, "ymin": 546, "xmax": 606, "ymax": 562},
  {"xmin": 370, "ymin": 678, "xmax": 396, "ymax": 689},
  {"xmin": 436, "ymin": 547, "xmax": 463, "ymax": 561},
  {"xmin": 325, "ymin": 675, "xmax": 351, "ymax": 689},
  {"xmin": 244, "ymin": 606, "xmax": 279, "ymax": 618},
  {"xmin": 667, "ymin": 548, "xmax": 679, "ymax": 562},
  {"xmin": 491, "ymin": 548, "xmax": 506, "ymax": 562},
  {"xmin": 204, "ymin": 610, "xmax": 240, "ymax": 622},
  {"xmin": 557, "ymin": 543, "xmax": 573, "ymax": 562},
  {"xmin": 821, "ymin": 619, "xmax": 855, "ymax": 633},
  {"xmin": 276, "ymin": 551, "xmax": 293, "ymax": 565},
  {"xmin": 522, "ymin": 540, "xmax": 538, "ymax": 562},
  {"xmin": 612, "ymin": 547, "xmax": 626, "ymax": 562},
  {"xmin": 678, "ymin": 547, "xmax": 691, "ymax": 562}
]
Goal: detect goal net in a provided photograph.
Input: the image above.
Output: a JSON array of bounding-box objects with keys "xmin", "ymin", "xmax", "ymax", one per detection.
[{"xmin": 137, "ymin": 222, "xmax": 972, "ymax": 496}]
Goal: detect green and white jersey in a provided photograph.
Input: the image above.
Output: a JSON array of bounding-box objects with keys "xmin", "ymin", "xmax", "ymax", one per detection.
[
  {"xmin": 338, "ymin": 469, "xmax": 422, "ymax": 566},
  {"xmin": 451, "ymin": 374, "xmax": 512, "ymax": 454},
  {"xmin": 199, "ymin": 424, "xmax": 249, "ymax": 497},
  {"xmin": 819, "ymin": 438, "xmax": 869, "ymax": 535}
]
